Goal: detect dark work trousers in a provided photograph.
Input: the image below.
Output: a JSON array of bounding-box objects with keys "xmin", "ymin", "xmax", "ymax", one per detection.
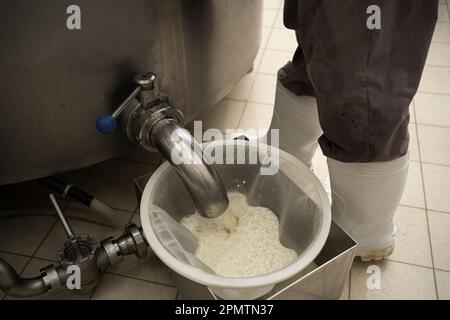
[{"xmin": 279, "ymin": 0, "xmax": 438, "ymax": 162}]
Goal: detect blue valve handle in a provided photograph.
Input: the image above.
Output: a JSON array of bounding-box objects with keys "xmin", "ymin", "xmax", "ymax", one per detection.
[
  {"xmin": 95, "ymin": 86, "xmax": 142, "ymax": 135},
  {"xmin": 96, "ymin": 114, "xmax": 117, "ymax": 134}
]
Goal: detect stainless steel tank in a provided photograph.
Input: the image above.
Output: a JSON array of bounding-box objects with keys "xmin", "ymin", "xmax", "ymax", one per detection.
[{"xmin": 0, "ymin": 0, "xmax": 263, "ymax": 185}]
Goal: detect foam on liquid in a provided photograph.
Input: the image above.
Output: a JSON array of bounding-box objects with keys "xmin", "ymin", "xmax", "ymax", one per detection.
[{"xmin": 181, "ymin": 192, "xmax": 297, "ymax": 278}]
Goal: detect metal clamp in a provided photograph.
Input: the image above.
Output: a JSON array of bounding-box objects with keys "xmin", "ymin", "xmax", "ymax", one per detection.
[
  {"xmin": 41, "ymin": 265, "xmax": 62, "ymax": 292},
  {"xmin": 124, "ymin": 102, "xmax": 184, "ymax": 151},
  {"xmin": 95, "ymin": 72, "xmax": 178, "ymax": 135},
  {"xmin": 100, "ymin": 237, "xmax": 123, "ymax": 266},
  {"xmin": 124, "ymin": 224, "xmax": 148, "ymax": 259}
]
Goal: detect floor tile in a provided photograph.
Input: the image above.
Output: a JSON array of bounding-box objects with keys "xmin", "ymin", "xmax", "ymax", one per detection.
[
  {"xmin": 264, "ymin": 0, "xmax": 282, "ymax": 10},
  {"xmin": 56, "ymin": 201, "xmax": 128, "ymax": 226},
  {"xmin": 439, "ymin": 4, "xmax": 450, "ymax": 22},
  {"xmin": 197, "ymin": 99, "xmax": 246, "ymax": 133},
  {"xmin": 432, "ymin": 22, "xmax": 450, "ymax": 43},
  {"xmin": 350, "ymin": 260, "xmax": 436, "ymax": 300},
  {"xmin": 130, "ymin": 213, "xmax": 142, "ymax": 227},
  {"xmin": 419, "ymin": 66, "xmax": 450, "ymax": 94},
  {"xmin": 259, "ymin": 50, "xmax": 292, "ymax": 75},
  {"xmin": 35, "ymin": 206, "xmax": 133, "ymax": 261},
  {"xmin": 81, "ymin": 159, "xmax": 157, "ymax": 212},
  {"xmin": 422, "ymin": 163, "xmax": 450, "ymax": 212},
  {"xmin": 267, "ymin": 29, "xmax": 297, "ymax": 52},
  {"xmin": 428, "ymin": 210, "xmax": 450, "ymax": 271},
  {"xmin": 5, "ymin": 258, "xmax": 92, "ymax": 300},
  {"xmin": 388, "ymin": 206, "xmax": 433, "ymax": 268},
  {"xmin": 0, "ymin": 252, "xmax": 30, "ymax": 299},
  {"xmin": 400, "ymin": 161, "xmax": 425, "ymax": 209},
  {"xmin": 226, "ymin": 72, "xmax": 256, "ymax": 101},
  {"xmin": 248, "ymin": 74, "xmax": 278, "ymax": 105},
  {"xmin": 427, "ymin": 42, "xmax": 450, "ymax": 66},
  {"xmin": 261, "ymin": 27, "xmax": 271, "ymax": 49},
  {"xmin": 238, "ymin": 102, "xmax": 274, "ymax": 137},
  {"xmin": 0, "ymin": 252, "xmax": 29, "ymax": 272},
  {"xmin": 339, "ymin": 273, "xmax": 350, "ymax": 300},
  {"xmin": 409, "ymin": 124, "xmax": 420, "ymax": 161},
  {"xmin": 108, "ymin": 254, "xmax": 173, "ymax": 287},
  {"xmin": 254, "ymin": 49, "xmax": 265, "ymax": 70},
  {"xmin": 263, "ymin": 9, "xmax": 278, "ymax": 27},
  {"xmin": 410, "ymin": 101, "xmax": 416, "ymax": 123},
  {"xmin": 418, "ymin": 125, "xmax": 450, "ymax": 165},
  {"xmin": 436, "ymin": 270, "xmax": 450, "ymax": 299},
  {"xmin": 92, "ymin": 273, "xmax": 177, "ymax": 300},
  {"xmin": 274, "ymin": 9, "xmax": 284, "ymax": 29},
  {"xmin": 0, "ymin": 216, "xmax": 56, "ymax": 256},
  {"xmin": 415, "ymin": 93, "xmax": 450, "ymax": 127}
]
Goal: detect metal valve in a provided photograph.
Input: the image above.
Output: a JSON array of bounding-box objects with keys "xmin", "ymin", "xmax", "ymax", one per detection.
[
  {"xmin": 94, "ymin": 71, "xmax": 227, "ymax": 218},
  {"xmin": 95, "ymin": 72, "xmax": 160, "ymax": 134},
  {"xmin": 49, "ymin": 194, "xmax": 100, "ymax": 290},
  {"xmin": 95, "ymin": 71, "xmax": 184, "ymax": 152}
]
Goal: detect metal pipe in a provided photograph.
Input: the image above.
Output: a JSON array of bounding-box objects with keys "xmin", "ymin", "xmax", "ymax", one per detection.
[
  {"xmin": 97, "ymin": 72, "xmax": 229, "ymax": 218},
  {"xmin": 0, "ymin": 223, "xmax": 148, "ymax": 298},
  {"xmin": 0, "ymin": 257, "xmax": 48, "ymax": 297},
  {"xmin": 150, "ymin": 118, "xmax": 229, "ymax": 218},
  {"xmin": 49, "ymin": 194, "xmax": 84, "ymax": 262},
  {"xmin": 49, "ymin": 194, "xmax": 75, "ymax": 239}
]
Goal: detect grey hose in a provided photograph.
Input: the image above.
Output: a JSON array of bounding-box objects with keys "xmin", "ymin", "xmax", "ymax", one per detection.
[{"xmin": 0, "ymin": 257, "xmax": 48, "ymax": 297}]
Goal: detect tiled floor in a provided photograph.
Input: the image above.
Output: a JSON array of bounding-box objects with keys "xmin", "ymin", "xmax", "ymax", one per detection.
[{"xmin": 1, "ymin": 0, "xmax": 450, "ymax": 300}]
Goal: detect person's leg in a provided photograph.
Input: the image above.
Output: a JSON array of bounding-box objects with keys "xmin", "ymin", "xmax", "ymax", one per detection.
[
  {"xmin": 282, "ymin": 0, "xmax": 437, "ymax": 259},
  {"xmin": 297, "ymin": 0, "xmax": 437, "ymax": 162},
  {"xmin": 269, "ymin": 32, "xmax": 322, "ymax": 168}
]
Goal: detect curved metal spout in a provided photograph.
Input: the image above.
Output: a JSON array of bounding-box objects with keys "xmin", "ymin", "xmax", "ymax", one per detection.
[
  {"xmin": 150, "ymin": 118, "xmax": 229, "ymax": 218},
  {"xmin": 99, "ymin": 72, "xmax": 229, "ymax": 218}
]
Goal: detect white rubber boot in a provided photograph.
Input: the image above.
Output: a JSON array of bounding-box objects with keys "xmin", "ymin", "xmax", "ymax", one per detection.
[
  {"xmin": 327, "ymin": 153, "xmax": 409, "ymax": 261},
  {"xmin": 269, "ymin": 81, "xmax": 322, "ymax": 168}
]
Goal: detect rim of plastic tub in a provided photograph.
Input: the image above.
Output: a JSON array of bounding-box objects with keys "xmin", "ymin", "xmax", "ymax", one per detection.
[{"xmin": 140, "ymin": 140, "xmax": 332, "ymax": 289}]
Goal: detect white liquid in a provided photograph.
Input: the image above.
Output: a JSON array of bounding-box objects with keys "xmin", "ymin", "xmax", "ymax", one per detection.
[{"xmin": 181, "ymin": 192, "xmax": 298, "ymax": 278}]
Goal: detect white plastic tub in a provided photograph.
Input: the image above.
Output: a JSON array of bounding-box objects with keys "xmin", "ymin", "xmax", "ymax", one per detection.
[{"xmin": 141, "ymin": 140, "xmax": 331, "ymax": 299}]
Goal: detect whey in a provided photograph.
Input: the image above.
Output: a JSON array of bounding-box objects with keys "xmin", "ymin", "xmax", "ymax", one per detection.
[{"xmin": 181, "ymin": 192, "xmax": 297, "ymax": 278}]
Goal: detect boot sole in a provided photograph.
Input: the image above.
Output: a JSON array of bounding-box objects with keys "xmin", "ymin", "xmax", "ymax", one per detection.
[{"xmin": 357, "ymin": 241, "xmax": 395, "ymax": 262}]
